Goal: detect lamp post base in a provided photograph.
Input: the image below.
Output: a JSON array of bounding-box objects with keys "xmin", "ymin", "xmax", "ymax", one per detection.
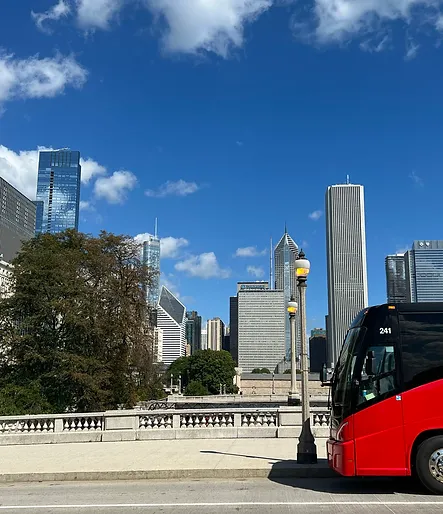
[
  {"xmin": 297, "ymin": 419, "xmax": 317, "ymax": 464},
  {"xmin": 288, "ymin": 393, "xmax": 300, "ymax": 406}
]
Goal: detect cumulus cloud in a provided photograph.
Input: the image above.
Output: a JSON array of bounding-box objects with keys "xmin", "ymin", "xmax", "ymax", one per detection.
[
  {"xmin": 145, "ymin": 0, "xmax": 272, "ymax": 57},
  {"xmin": 79, "ymin": 200, "xmax": 94, "ymax": 211},
  {"xmin": 308, "ymin": 210, "xmax": 323, "ymax": 221},
  {"xmin": 234, "ymin": 246, "xmax": 267, "ymax": 257},
  {"xmin": 134, "ymin": 233, "xmax": 189, "ymax": 258},
  {"xmin": 94, "ymin": 170, "xmax": 138, "ymax": 204},
  {"xmin": 247, "ymin": 265, "xmax": 265, "ymax": 278},
  {"xmin": 409, "ymin": 170, "xmax": 424, "ymax": 187},
  {"xmin": 76, "ymin": 0, "xmax": 124, "ymax": 30},
  {"xmin": 175, "ymin": 252, "xmax": 230, "ymax": 279},
  {"xmin": 0, "ymin": 52, "xmax": 87, "ymax": 106},
  {"xmin": 80, "ymin": 158, "xmax": 107, "ymax": 184},
  {"xmin": 145, "ymin": 179, "xmax": 200, "ymax": 198},
  {"xmin": 32, "ymin": 0, "xmax": 71, "ymax": 33}
]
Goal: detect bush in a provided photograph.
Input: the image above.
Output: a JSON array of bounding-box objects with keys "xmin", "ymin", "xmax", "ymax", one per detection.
[{"xmin": 184, "ymin": 381, "xmax": 209, "ymax": 396}]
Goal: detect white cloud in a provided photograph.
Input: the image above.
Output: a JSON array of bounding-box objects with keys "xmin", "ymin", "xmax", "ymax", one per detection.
[
  {"xmin": 409, "ymin": 170, "xmax": 424, "ymax": 187},
  {"xmin": 308, "ymin": 210, "xmax": 323, "ymax": 221},
  {"xmin": 80, "ymin": 157, "xmax": 107, "ymax": 184},
  {"xmin": 247, "ymin": 265, "xmax": 265, "ymax": 278},
  {"xmin": 175, "ymin": 252, "xmax": 230, "ymax": 279},
  {"xmin": 299, "ymin": 0, "xmax": 443, "ymax": 44},
  {"xmin": 0, "ymin": 145, "xmax": 40, "ymax": 199},
  {"xmin": 32, "ymin": 0, "xmax": 71, "ymax": 33},
  {"xmin": 79, "ymin": 200, "xmax": 94, "ymax": 211},
  {"xmin": 234, "ymin": 246, "xmax": 266, "ymax": 257},
  {"xmin": 405, "ymin": 37, "xmax": 420, "ymax": 60},
  {"xmin": 0, "ymin": 52, "xmax": 87, "ymax": 105},
  {"xmin": 76, "ymin": 0, "xmax": 124, "ymax": 30},
  {"xmin": 94, "ymin": 170, "xmax": 138, "ymax": 204},
  {"xmin": 161, "ymin": 273, "xmax": 181, "ymax": 298},
  {"xmin": 145, "ymin": 179, "xmax": 200, "ymax": 198},
  {"xmin": 134, "ymin": 233, "xmax": 189, "ymax": 258},
  {"xmin": 146, "ymin": 0, "xmax": 273, "ymax": 57}
]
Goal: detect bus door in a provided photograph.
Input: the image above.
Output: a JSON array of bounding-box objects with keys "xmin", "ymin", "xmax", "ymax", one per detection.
[{"xmin": 353, "ymin": 309, "xmax": 407, "ymax": 476}]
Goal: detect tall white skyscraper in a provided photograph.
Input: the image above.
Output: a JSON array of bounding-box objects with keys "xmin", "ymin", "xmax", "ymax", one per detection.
[
  {"xmin": 326, "ymin": 182, "xmax": 368, "ymax": 367},
  {"xmin": 206, "ymin": 317, "xmax": 225, "ymax": 351},
  {"xmin": 156, "ymin": 286, "xmax": 186, "ymax": 366}
]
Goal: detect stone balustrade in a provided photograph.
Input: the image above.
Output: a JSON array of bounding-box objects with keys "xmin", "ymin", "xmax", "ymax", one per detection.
[{"xmin": 0, "ymin": 407, "xmax": 331, "ymax": 445}]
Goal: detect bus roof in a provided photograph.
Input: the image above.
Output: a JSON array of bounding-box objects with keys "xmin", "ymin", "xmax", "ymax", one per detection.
[{"xmin": 373, "ymin": 303, "xmax": 443, "ymax": 313}]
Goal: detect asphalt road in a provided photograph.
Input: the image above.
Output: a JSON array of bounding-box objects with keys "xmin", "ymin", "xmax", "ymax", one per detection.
[{"xmin": 0, "ymin": 477, "xmax": 443, "ymax": 513}]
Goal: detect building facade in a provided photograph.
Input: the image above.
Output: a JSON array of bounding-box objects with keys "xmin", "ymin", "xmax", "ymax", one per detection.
[
  {"xmin": 326, "ymin": 183, "xmax": 368, "ymax": 367},
  {"xmin": 141, "ymin": 234, "xmax": 161, "ymax": 307},
  {"xmin": 185, "ymin": 310, "xmax": 202, "ymax": 354},
  {"xmin": 156, "ymin": 286, "xmax": 186, "ymax": 366},
  {"xmin": 309, "ymin": 332, "xmax": 327, "ymax": 373},
  {"xmin": 206, "ymin": 317, "xmax": 225, "ymax": 351},
  {"xmin": 201, "ymin": 328, "xmax": 208, "ymax": 350},
  {"xmin": 237, "ymin": 289, "xmax": 286, "ymax": 373},
  {"xmin": 153, "ymin": 327, "xmax": 163, "ymax": 364},
  {"xmin": 407, "ymin": 240, "xmax": 443, "ymax": 302},
  {"xmin": 274, "ymin": 229, "xmax": 300, "ymax": 358},
  {"xmin": 0, "ymin": 260, "xmax": 13, "ymax": 299},
  {"xmin": 385, "ymin": 254, "xmax": 410, "ymax": 303},
  {"xmin": 35, "ymin": 150, "xmax": 81, "ymax": 234},
  {"xmin": 0, "ymin": 177, "xmax": 36, "ymax": 262},
  {"xmin": 229, "ymin": 296, "xmax": 238, "ymax": 363}
]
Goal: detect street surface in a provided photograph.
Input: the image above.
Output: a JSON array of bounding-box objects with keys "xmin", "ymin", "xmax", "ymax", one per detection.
[{"xmin": 0, "ymin": 477, "xmax": 442, "ymax": 513}]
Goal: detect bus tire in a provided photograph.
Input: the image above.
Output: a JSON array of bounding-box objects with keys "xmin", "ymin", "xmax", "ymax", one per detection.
[{"xmin": 416, "ymin": 436, "xmax": 443, "ymax": 494}]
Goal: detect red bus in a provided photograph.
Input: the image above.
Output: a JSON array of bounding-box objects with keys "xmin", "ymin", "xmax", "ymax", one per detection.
[{"xmin": 325, "ymin": 303, "xmax": 443, "ymax": 494}]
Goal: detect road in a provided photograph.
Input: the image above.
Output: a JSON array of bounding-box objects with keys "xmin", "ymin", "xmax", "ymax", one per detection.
[{"xmin": 0, "ymin": 477, "xmax": 442, "ymax": 513}]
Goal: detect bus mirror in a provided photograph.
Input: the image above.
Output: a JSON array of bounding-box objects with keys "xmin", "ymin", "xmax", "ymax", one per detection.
[
  {"xmin": 320, "ymin": 364, "xmax": 328, "ymax": 384},
  {"xmin": 365, "ymin": 350, "xmax": 377, "ymax": 376}
]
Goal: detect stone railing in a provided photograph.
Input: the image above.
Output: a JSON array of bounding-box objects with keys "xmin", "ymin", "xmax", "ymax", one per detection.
[{"xmin": 0, "ymin": 407, "xmax": 331, "ymax": 445}]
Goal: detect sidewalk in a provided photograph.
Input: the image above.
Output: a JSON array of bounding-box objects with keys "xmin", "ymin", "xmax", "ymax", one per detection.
[{"xmin": 0, "ymin": 438, "xmax": 334, "ymax": 483}]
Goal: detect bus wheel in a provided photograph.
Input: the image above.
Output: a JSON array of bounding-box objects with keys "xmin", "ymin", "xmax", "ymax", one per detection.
[{"xmin": 416, "ymin": 436, "xmax": 443, "ymax": 494}]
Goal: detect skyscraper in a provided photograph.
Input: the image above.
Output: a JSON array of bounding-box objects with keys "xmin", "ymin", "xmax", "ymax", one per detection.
[
  {"xmin": 201, "ymin": 328, "xmax": 208, "ymax": 350},
  {"xmin": 309, "ymin": 331, "xmax": 327, "ymax": 373},
  {"xmin": 141, "ymin": 234, "xmax": 161, "ymax": 306},
  {"xmin": 207, "ymin": 317, "xmax": 225, "ymax": 351},
  {"xmin": 185, "ymin": 310, "xmax": 202, "ymax": 354},
  {"xmin": 385, "ymin": 254, "xmax": 409, "ymax": 303},
  {"xmin": 0, "ymin": 177, "xmax": 36, "ymax": 262},
  {"xmin": 274, "ymin": 228, "xmax": 299, "ymax": 358},
  {"xmin": 407, "ymin": 241, "xmax": 443, "ymax": 302},
  {"xmin": 35, "ymin": 149, "xmax": 81, "ymax": 235},
  {"xmin": 326, "ymin": 182, "xmax": 368, "ymax": 367},
  {"xmin": 156, "ymin": 286, "xmax": 186, "ymax": 366},
  {"xmin": 229, "ymin": 296, "xmax": 238, "ymax": 363},
  {"xmin": 237, "ymin": 289, "xmax": 285, "ymax": 373}
]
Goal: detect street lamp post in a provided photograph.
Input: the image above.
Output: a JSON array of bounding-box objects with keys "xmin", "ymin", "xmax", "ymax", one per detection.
[
  {"xmin": 295, "ymin": 250, "xmax": 317, "ymax": 464},
  {"xmin": 287, "ymin": 296, "xmax": 299, "ymax": 405}
]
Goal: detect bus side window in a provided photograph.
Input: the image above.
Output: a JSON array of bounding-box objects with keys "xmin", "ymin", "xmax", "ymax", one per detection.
[{"xmin": 357, "ymin": 345, "xmax": 397, "ymax": 405}]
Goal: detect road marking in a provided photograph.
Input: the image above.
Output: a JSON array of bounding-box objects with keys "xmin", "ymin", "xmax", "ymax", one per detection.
[{"xmin": 1, "ymin": 502, "xmax": 443, "ymax": 509}]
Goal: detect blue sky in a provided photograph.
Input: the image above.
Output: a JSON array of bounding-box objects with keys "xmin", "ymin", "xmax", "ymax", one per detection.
[{"xmin": 1, "ymin": 0, "xmax": 442, "ymax": 329}]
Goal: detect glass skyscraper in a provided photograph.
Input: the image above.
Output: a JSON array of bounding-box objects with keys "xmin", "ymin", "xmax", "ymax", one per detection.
[
  {"xmin": 385, "ymin": 254, "xmax": 409, "ymax": 303},
  {"xmin": 274, "ymin": 228, "xmax": 300, "ymax": 359},
  {"xmin": 35, "ymin": 150, "xmax": 81, "ymax": 234},
  {"xmin": 141, "ymin": 235, "xmax": 161, "ymax": 306},
  {"xmin": 407, "ymin": 241, "xmax": 443, "ymax": 302}
]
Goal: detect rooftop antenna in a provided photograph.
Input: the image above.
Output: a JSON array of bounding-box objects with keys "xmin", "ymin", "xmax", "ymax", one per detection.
[
  {"xmin": 284, "ymin": 221, "xmax": 287, "ymax": 234},
  {"xmin": 346, "ymin": 175, "xmax": 350, "ymax": 185},
  {"xmin": 270, "ymin": 236, "xmax": 274, "ymax": 289},
  {"xmin": 154, "ymin": 218, "xmax": 158, "ymax": 238}
]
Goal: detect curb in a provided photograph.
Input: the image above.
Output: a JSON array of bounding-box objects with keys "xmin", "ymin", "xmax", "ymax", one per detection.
[{"xmin": 0, "ymin": 467, "xmax": 337, "ymax": 483}]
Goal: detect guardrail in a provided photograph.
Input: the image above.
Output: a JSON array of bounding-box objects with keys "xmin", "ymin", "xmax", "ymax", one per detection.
[{"xmin": 0, "ymin": 406, "xmax": 331, "ymax": 445}]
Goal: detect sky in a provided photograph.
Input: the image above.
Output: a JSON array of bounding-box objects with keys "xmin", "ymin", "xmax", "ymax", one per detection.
[{"xmin": 1, "ymin": 0, "xmax": 443, "ymax": 330}]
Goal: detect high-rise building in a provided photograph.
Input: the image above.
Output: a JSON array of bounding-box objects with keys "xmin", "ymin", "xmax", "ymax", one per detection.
[
  {"xmin": 237, "ymin": 281, "xmax": 269, "ymax": 293},
  {"xmin": 385, "ymin": 254, "xmax": 410, "ymax": 303},
  {"xmin": 35, "ymin": 149, "xmax": 81, "ymax": 235},
  {"xmin": 309, "ymin": 331, "xmax": 327, "ymax": 373},
  {"xmin": 185, "ymin": 311, "xmax": 202, "ymax": 354},
  {"xmin": 274, "ymin": 228, "xmax": 300, "ymax": 358},
  {"xmin": 153, "ymin": 327, "xmax": 163, "ymax": 364},
  {"xmin": 207, "ymin": 317, "xmax": 225, "ymax": 351},
  {"xmin": 326, "ymin": 182, "xmax": 368, "ymax": 367},
  {"xmin": 0, "ymin": 259, "xmax": 13, "ymax": 299},
  {"xmin": 141, "ymin": 234, "xmax": 161, "ymax": 306},
  {"xmin": 0, "ymin": 177, "xmax": 36, "ymax": 262},
  {"xmin": 237, "ymin": 289, "xmax": 285, "ymax": 373},
  {"xmin": 201, "ymin": 328, "xmax": 208, "ymax": 350},
  {"xmin": 407, "ymin": 241, "xmax": 443, "ymax": 302},
  {"xmin": 229, "ymin": 296, "xmax": 238, "ymax": 363},
  {"xmin": 156, "ymin": 286, "xmax": 186, "ymax": 366}
]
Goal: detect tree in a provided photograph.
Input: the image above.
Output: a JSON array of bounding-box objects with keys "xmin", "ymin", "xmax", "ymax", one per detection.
[
  {"xmin": 251, "ymin": 368, "xmax": 271, "ymax": 374},
  {"xmin": 184, "ymin": 381, "xmax": 209, "ymax": 396},
  {"xmin": 166, "ymin": 357, "xmax": 190, "ymax": 390},
  {"xmin": 0, "ymin": 230, "xmax": 159, "ymax": 414}
]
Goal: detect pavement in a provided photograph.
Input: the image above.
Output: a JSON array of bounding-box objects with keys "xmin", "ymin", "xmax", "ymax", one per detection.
[
  {"xmin": 0, "ymin": 438, "xmax": 331, "ymax": 482},
  {"xmin": 0, "ymin": 477, "xmax": 440, "ymax": 513}
]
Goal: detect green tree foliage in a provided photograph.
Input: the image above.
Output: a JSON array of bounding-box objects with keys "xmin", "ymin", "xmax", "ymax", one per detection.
[
  {"xmin": 0, "ymin": 230, "xmax": 162, "ymax": 415},
  {"xmin": 166, "ymin": 350, "xmax": 237, "ymax": 395},
  {"xmin": 184, "ymin": 381, "xmax": 209, "ymax": 396},
  {"xmin": 251, "ymin": 368, "xmax": 271, "ymax": 374}
]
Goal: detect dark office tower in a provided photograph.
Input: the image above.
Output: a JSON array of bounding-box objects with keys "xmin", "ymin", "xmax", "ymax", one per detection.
[
  {"xmin": 385, "ymin": 254, "xmax": 410, "ymax": 303},
  {"xmin": 185, "ymin": 311, "xmax": 202, "ymax": 354},
  {"xmin": 229, "ymin": 296, "xmax": 238, "ymax": 364},
  {"xmin": 0, "ymin": 177, "xmax": 36, "ymax": 262},
  {"xmin": 35, "ymin": 149, "xmax": 81, "ymax": 234},
  {"xmin": 309, "ymin": 331, "xmax": 327, "ymax": 373}
]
